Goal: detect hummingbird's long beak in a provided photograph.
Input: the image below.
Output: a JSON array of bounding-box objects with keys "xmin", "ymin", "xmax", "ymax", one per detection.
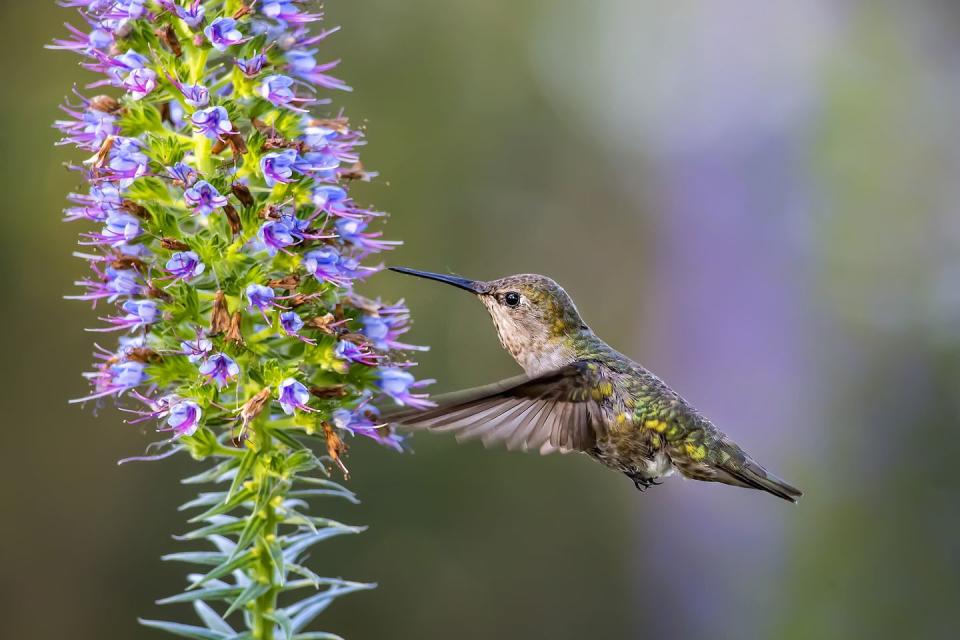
[{"xmin": 389, "ymin": 267, "xmax": 487, "ymax": 294}]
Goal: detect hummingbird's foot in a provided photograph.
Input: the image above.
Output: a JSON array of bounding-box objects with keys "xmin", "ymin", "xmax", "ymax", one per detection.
[{"xmin": 628, "ymin": 474, "xmax": 662, "ymax": 492}]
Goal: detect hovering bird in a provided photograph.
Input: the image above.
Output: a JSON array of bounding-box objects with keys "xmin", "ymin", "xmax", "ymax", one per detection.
[{"xmin": 387, "ymin": 267, "xmax": 802, "ymax": 503}]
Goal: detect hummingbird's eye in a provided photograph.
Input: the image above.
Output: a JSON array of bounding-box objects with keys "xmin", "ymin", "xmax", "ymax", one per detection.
[{"xmin": 503, "ymin": 291, "xmax": 521, "ymax": 308}]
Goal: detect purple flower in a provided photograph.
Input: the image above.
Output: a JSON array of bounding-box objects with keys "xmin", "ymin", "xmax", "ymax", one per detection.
[
  {"xmin": 190, "ymin": 106, "xmax": 233, "ymax": 139},
  {"xmin": 361, "ymin": 305, "xmax": 426, "ymax": 351},
  {"xmin": 181, "ymin": 336, "xmax": 212, "ymax": 363},
  {"xmin": 236, "ymin": 53, "xmax": 267, "ymax": 77},
  {"xmin": 335, "ymin": 340, "xmax": 379, "ymax": 366},
  {"xmin": 105, "ymin": 137, "xmax": 150, "ymax": 183},
  {"xmin": 336, "ymin": 218, "xmax": 400, "ymax": 255},
  {"xmin": 92, "ymin": 299, "xmax": 158, "ymax": 332},
  {"xmin": 68, "ymin": 265, "xmax": 142, "ymax": 303},
  {"xmin": 204, "ymin": 17, "xmax": 244, "ymax": 51},
  {"xmin": 302, "ymin": 246, "xmax": 354, "ymax": 286},
  {"xmin": 277, "ymin": 378, "xmax": 313, "ymax": 414},
  {"xmin": 64, "ymin": 184, "xmax": 123, "ymax": 222},
  {"xmin": 123, "ymin": 67, "xmax": 157, "ymax": 100},
  {"xmin": 261, "ymin": 219, "xmax": 299, "ymax": 256},
  {"xmin": 161, "ymin": 0, "xmax": 205, "ymax": 28},
  {"xmin": 378, "ymin": 368, "xmax": 435, "ymax": 409},
  {"xmin": 72, "ymin": 359, "xmax": 148, "ymax": 403},
  {"xmin": 80, "ymin": 212, "xmax": 141, "ymax": 247},
  {"xmin": 333, "ymin": 407, "xmax": 403, "ymax": 452},
  {"xmin": 48, "ymin": 23, "xmax": 113, "ymax": 55},
  {"xmin": 278, "ymin": 310, "xmax": 316, "ymax": 344},
  {"xmin": 164, "ymin": 251, "xmax": 205, "ymax": 281},
  {"xmin": 245, "ymin": 284, "xmax": 282, "ymax": 321},
  {"xmin": 311, "ymin": 185, "xmax": 349, "ymax": 215},
  {"xmin": 286, "ymin": 49, "xmax": 351, "ymax": 91},
  {"xmin": 262, "ymin": 1, "xmax": 323, "ymax": 25},
  {"xmin": 163, "ymin": 399, "xmax": 202, "ymax": 437},
  {"xmin": 198, "ymin": 352, "xmax": 239, "ymax": 388},
  {"xmin": 55, "ymin": 106, "xmax": 118, "ymax": 152},
  {"xmin": 293, "ymin": 151, "xmax": 339, "ymax": 175},
  {"xmin": 259, "ymin": 74, "xmax": 312, "ymax": 110},
  {"xmin": 260, "ymin": 150, "xmax": 298, "ymax": 187},
  {"xmin": 172, "ymin": 79, "xmax": 209, "ymax": 108},
  {"xmin": 166, "ymin": 161, "xmax": 197, "ymax": 187},
  {"xmin": 184, "ymin": 180, "xmax": 227, "ymax": 216}
]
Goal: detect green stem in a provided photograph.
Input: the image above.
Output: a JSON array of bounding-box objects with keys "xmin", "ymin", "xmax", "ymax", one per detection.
[{"xmin": 252, "ymin": 425, "xmax": 279, "ymax": 640}]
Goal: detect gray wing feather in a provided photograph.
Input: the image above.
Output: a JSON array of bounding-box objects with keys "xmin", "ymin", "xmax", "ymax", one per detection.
[{"xmin": 384, "ymin": 362, "xmax": 607, "ymax": 455}]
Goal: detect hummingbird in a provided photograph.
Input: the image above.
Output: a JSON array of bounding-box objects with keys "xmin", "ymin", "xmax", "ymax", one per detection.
[{"xmin": 386, "ymin": 267, "xmax": 803, "ymax": 503}]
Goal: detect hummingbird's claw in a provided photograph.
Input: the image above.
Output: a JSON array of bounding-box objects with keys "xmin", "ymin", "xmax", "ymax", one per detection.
[{"xmin": 629, "ymin": 474, "xmax": 662, "ymax": 492}]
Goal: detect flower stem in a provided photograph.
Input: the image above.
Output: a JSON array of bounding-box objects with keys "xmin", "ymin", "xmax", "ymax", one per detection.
[{"xmin": 252, "ymin": 425, "xmax": 278, "ymax": 640}]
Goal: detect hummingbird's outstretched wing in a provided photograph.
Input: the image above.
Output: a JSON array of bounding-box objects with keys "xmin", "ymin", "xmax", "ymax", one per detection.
[{"xmin": 384, "ymin": 362, "xmax": 607, "ymax": 454}]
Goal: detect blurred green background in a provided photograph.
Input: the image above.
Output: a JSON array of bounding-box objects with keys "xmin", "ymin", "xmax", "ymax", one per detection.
[{"xmin": 3, "ymin": 1, "xmax": 960, "ymax": 638}]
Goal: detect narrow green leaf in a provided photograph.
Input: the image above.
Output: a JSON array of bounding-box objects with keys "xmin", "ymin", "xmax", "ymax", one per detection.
[
  {"xmin": 193, "ymin": 600, "xmax": 235, "ymax": 635},
  {"xmin": 282, "ymin": 528, "xmax": 365, "ymax": 564},
  {"xmin": 180, "ymin": 492, "xmax": 229, "ymax": 511},
  {"xmin": 182, "ymin": 458, "xmax": 240, "ymax": 485},
  {"xmin": 269, "ymin": 427, "xmax": 308, "ymax": 452},
  {"xmin": 157, "ymin": 586, "xmax": 245, "ymax": 606},
  {"xmin": 264, "ymin": 610, "xmax": 293, "ymax": 640},
  {"xmin": 291, "ymin": 634, "xmax": 346, "ymax": 640},
  {"xmin": 137, "ymin": 618, "xmax": 229, "ymax": 640},
  {"xmin": 287, "ymin": 489, "xmax": 359, "ymax": 504},
  {"xmin": 162, "ymin": 551, "xmax": 228, "ymax": 566},
  {"xmin": 229, "ymin": 516, "xmax": 266, "ymax": 562},
  {"xmin": 288, "ymin": 584, "xmax": 376, "ymax": 634},
  {"xmin": 226, "ymin": 449, "xmax": 258, "ymax": 503},
  {"xmin": 265, "ymin": 539, "xmax": 286, "ymax": 587},
  {"xmin": 188, "ymin": 488, "xmax": 256, "ymax": 523},
  {"xmin": 176, "ymin": 518, "xmax": 244, "ymax": 541},
  {"xmin": 224, "ymin": 581, "xmax": 271, "ymax": 618},
  {"xmin": 187, "ymin": 551, "xmax": 256, "ymax": 590}
]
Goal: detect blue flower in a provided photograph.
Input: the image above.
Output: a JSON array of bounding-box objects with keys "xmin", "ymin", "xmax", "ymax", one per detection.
[
  {"xmin": 259, "ymin": 74, "xmax": 312, "ymax": 110},
  {"xmin": 190, "ymin": 106, "xmax": 233, "ymax": 139},
  {"xmin": 198, "ymin": 352, "xmax": 239, "ymax": 388},
  {"xmin": 236, "ymin": 53, "xmax": 267, "ymax": 77},
  {"xmin": 184, "ymin": 180, "xmax": 227, "ymax": 216},
  {"xmin": 260, "ymin": 150, "xmax": 298, "ymax": 186},
  {"xmin": 277, "ymin": 378, "xmax": 313, "ymax": 415},
  {"xmin": 164, "ymin": 399, "xmax": 202, "ymax": 437},
  {"xmin": 164, "ymin": 251, "xmax": 205, "ymax": 281},
  {"xmin": 204, "ymin": 17, "xmax": 245, "ymax": 51},
  {"xmin": 378, "ymin": 368, "xmax": 435, "ymax": 409}
]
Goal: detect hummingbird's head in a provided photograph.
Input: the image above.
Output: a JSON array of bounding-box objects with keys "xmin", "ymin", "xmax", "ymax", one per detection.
[{"xmin": 389, "ymin": 267, "xmax": 588, "ymax": 373}]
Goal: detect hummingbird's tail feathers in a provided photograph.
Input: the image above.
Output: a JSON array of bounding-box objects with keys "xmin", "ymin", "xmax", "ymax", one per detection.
[
  {"xmin": 722, "ymin": 460, "xmax": 803, "ymax": 504},
  {"xmin": 670, "ymin": 439, "xmax": 803, "ymax": 503}
]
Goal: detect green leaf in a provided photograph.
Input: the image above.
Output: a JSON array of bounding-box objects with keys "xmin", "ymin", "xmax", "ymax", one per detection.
[
  {"xmin": 281, "ymin": 528, "xmax": 365, "ymax": 564},
  {"xmin": 138, "ymin": 619, "xmax": 229, "ymax": 640},
  {"xmin": 287, "ymin": 488, "xmax": 359, "ymax": 504},
  {"xmin": 265, "ymin": 539, "xmax": 286, "ymax": 588},
  {"xmin": 157, "ymin": 586, "xmax": 245, "ymax": 606},
  {"xmin": 182, "ymin": 458, "xmax": 240, "ymax": 485},
  {"xmin": 193, "ymin": 601, "xmax": 235, "ymax": 635},
  {"xmin": 264, "ymin": 610, "xmax": 293, "ymax": 640},
  {"xmin": 180, "ymin": 491, "xmax": 229, "ymax": 511},
  {"xmin": 291, "ymin": 634, "xmax": 346, "ymax": 640},
  {"xmin": 176, "ymin": 518, "xmax": 244, "ymax": 541},
  {"xmin": 229, "ymin": 513, "xmax": 266, "ymax": 560},
  {"xmin": 188, "ymin": 488, "xmax": 256, "ymax": 523},
  {"xmin": 224, "ymin": 581, "xmax": 271, "ymax": 618},
  {"xmin": 287, "ymin": 584, "xmax": 376, "ymax": 634},
  {"xmin": 162, "ymin": 551, "xmax": 228, "ymax": 566},
  {"xmin": 188, "ymin": 551, "xmax": 256, "ymax": 590},
  {"xmin": 226, "ymin": 449, "xmax": 258, "ymax": 503},
  {"xmin": 269, "ymin": 427, "xmax": 309, "ymax": 453}
]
